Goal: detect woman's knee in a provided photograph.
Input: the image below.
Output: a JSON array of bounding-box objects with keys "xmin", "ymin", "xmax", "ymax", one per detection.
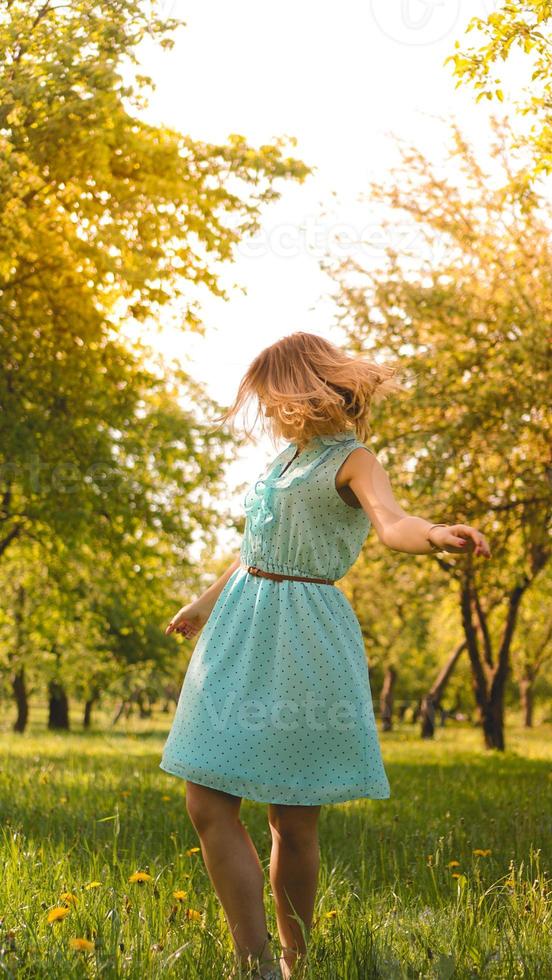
[
  {"xmin": 185, "ymin": 781, "xmax": 241, "ymax": 834},
  {"xmin": 268, "ymin": 804, "xmax": 321, "ymax": 850}
]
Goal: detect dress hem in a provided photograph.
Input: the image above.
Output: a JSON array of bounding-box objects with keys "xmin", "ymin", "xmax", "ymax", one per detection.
[{"xmin": 159, "ymin": 759, "xmax": 391, "ymax": 806}]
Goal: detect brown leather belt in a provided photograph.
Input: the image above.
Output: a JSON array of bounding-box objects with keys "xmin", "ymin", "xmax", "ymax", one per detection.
[{"xmin": 245, "ymin": 564, "xmax": 335, "ymax": 586}]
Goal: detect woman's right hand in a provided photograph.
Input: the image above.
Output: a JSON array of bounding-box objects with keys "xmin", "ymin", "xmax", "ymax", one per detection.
[{"xmin": 164, "ymin": 600, "xmax": 210, "ymax": 638}]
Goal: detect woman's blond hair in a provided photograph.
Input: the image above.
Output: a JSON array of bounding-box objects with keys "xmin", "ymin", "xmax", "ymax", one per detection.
[{"xmin": 214, "ymin": 331, "xmax": 405, "ymax": 449}]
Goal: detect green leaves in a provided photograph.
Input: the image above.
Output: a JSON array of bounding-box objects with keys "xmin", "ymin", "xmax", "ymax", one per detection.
[
  {"xmin": 1, "ymin": 0, "xmax": 309, "ymax": 559},
  {"xmin": 0, "ymin": 0, "xmax": 309, "ymax": 706},
  {"xmin": 447, "ymin": 1, "xmax": 552, "ymax": 183},
  {"xmin": 331, "ymin": 116, "xmax": 552, "ymax": 749}
]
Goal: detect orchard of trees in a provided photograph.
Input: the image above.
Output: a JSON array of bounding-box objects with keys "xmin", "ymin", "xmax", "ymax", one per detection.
[
  {"xmin": 1, "ymin": 0, "xmax": 551, "ymax": 752},
  {"xmin": 0, "ymin": 0, "xmax": 309, "ymax": 731},
  {"xmin": 333, "ymin": 0, "xmax": 552, "ymax": 749}
]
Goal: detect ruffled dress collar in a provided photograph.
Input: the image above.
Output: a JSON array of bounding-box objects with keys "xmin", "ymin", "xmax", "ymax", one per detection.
[{"xmin": 244, "ymin": 430, "xmax": 358, "ymax": 535}]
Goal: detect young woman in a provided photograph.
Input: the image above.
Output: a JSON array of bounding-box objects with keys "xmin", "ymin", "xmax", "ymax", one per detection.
[{"xmin": 160, "ymin": 332, "xmax": 491, "ymax": 979}]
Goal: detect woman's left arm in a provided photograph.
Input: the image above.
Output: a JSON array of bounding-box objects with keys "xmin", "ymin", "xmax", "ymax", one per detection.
[{"xmin": 342, "ymin": 448, "xmax": 491, "ymax": 559}]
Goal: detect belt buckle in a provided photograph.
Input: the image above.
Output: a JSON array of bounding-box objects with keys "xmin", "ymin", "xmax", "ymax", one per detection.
[{"xmin": 248, "ymin": 565, "xmax": 260, "ymax": 577}]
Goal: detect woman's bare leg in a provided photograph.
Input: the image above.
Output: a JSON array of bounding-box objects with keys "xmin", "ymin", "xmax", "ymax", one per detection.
[
  {"xmin": 186, "ymin": 781, "xmax": 274, "ymax": 972},
  {"xmin": 268, "ymin": 803, "xmax": 322, "ymax": 977}
]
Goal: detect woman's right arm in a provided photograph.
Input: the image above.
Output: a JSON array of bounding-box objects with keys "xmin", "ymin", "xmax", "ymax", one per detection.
[{"xmin": 165, "ymin": 555, "xmax": 242, "ymax": 637}]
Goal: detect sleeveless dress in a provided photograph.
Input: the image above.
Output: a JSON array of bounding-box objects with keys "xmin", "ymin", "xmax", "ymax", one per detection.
[{"xmin": 159, "ymin": 431, "xmax": 391, "ymax": 805}]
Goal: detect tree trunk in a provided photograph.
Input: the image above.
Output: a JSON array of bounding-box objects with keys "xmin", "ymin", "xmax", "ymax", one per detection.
[
  {"xmin": 48, "ymin": 680, "xmax": 70, "ymax": 730},
  {"xmin": 481, "ymin": 691, "xmax": 505, "ymax": 749},
  {"xmin": 420, "ymin": 696, "xmax": 436, "ymax": 739},
  {"xmin": 420, "ymin": 641, "xmax": 467, "ymax": 739},
  {"xmin": 518, "ymin": 677, "xmax": 534, "ymax": 728},
  {"xmin": 112, "ymin": 699, "xmax": 133, "ymax": 725},
  {"xmin": 10, "ymin": 585, "xmax": 28, "ymax": 732},
  {"xmin": 83, "ymin": 687, "xmax": 100, "ymax": 729},
  {"xmin": 461, "ymin": 574, "xmax": 531, "ymax": 752},
  {"xmin": 11, "ymin": 667, "xmax": 28, "ymax": 733},
  {"xmin": 379, "ymin": 667, "xmax": 396, "ymax": 732},
  {"xmin": 137, "ymin": 691, "xmax": 151, "ymax": 718}
]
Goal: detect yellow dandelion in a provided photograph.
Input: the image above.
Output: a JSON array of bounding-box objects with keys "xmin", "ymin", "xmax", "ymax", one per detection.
[
  {"xmin": 121, "ymin": 790, "xmax": 131, "ymax": 798},
  {"xmin": 69, "ymin": 937, "xmax": 94, "ymax": 952},
  {"xmin": 47, "ymin": 906, "xmax": 71, "ymax": 923},
  {"xmin": 451, "ymin": 872, "xmax": 461, "ymax": 879},
  {"xmin": 185, "ymin": 908, "xmax": 202, "ymax": 921},
  {"xmin": 128, "ymin": 871, "xmax": 152, "ymax": 884},
  {"xmin": 161, "ymin": 795, "xmax": 171, "ymax": 802},
  {"xmin": 325, "ymin": 910, "xmax": 338, "ymax": 919},
  {"xmin": 447, "ymin": 860, "xmax": 460, "ymax": 868},
  {"xmin": 185, "ymin": 847, "xmax": 200, "ymax": 856},
  {"xmin": 473, "ymin": 848, "xmax": 491, "ymax": 857},
  {"xmin": 173, "ymin": 890, "xmax": 187, "ymax": 901},
  {"xmin": 84, "ymin": 881, "xmax": 102, "ymax": 890},
  {"xmin": 60, "ymin": 892, "xmax": 78, "ymax": 905}
]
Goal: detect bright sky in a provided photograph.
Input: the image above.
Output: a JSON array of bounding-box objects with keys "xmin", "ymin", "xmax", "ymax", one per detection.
[{"xmin": 132, "ymin": 0, "xmax": 507, "ymax": 555}]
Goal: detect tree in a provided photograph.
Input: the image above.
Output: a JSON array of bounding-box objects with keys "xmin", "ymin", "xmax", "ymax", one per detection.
[
  {"xmin": 379, "ymin": 667, "xmax": 397, "ymax": 732},
  {"xmin": 0, "ymin": 0, "xmax": 310, "ymax": 561},
  {"xmin": 329, "ymin": 118, "xmax": 552, "ymax": 750},
  {"xmin": 0, "ymin": 1, "xmax": 309, "ymax": 320},
  {"xmin": 447, "ymin": 1, "xmax": 552, "ymax": 183},
  {"xmin": 510, "ymin": 571, "xmax": 552, "ymax": 726},
  {"xmin": 343, "ymin": 548, "xmax": 450, "ymax": 730},
  {"xmin": 0, "ymin": 514, "xmax": 193, "ymax": 731},
  {"xmin": 419, "ymin": 641, "xmax": 467, "ymax": 739},
  {"xmin": 5, "ymin": 582, "xmax": 29, "ymax": 732}
]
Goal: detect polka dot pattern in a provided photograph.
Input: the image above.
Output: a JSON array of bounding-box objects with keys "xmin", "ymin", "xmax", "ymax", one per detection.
[{"xmin": 159, "ymin": 433, "xmax": 391, "ymax": 805}]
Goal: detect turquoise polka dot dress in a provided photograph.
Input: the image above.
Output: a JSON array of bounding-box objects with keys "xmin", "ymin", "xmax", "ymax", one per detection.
[{"xmin": 159, "ymin": 430, "xmax": 391, "ymax": 805}]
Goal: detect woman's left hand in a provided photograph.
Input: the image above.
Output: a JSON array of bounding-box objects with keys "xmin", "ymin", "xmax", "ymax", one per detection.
[{"xmin": 431, "ymin": 524, "xmax": 491, "ymax": 558}]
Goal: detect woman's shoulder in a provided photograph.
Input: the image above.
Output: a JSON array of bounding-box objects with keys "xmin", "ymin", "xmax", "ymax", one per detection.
[{"xmin": 318, "ymin": 433, "xmax": 375, "ymax": 463}]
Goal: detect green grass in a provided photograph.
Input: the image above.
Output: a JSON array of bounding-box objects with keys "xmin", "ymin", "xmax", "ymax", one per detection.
[{"xmin": 1, "ymin": 709, "xmax": 551, "ymax": 979}]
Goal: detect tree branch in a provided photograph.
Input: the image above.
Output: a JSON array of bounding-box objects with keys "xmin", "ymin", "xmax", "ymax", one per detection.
[
  {"xmin": 492, "ymin": 579, "xmax": 530, "ymax": 697},
  {"xmin": 460, "ymin": 576, "xmax": 489, "ymax": 704},
  {"xmin": 0, "ymin": 522, "xmax": 23, "ymax": 558},
  {"xmin": 473, "ymin": 587, "xmax": 493, "ymax": 669}
]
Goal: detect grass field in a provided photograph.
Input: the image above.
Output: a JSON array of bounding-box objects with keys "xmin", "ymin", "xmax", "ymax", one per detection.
[{"xmin": 1, "ymin": 709, "xmax": 551, "ymax": 979}]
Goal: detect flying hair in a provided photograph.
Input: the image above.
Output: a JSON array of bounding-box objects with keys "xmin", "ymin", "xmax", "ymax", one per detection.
[{"xmin": 214, "ymin": 331, "xmax": 406, "ymax": 449}]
